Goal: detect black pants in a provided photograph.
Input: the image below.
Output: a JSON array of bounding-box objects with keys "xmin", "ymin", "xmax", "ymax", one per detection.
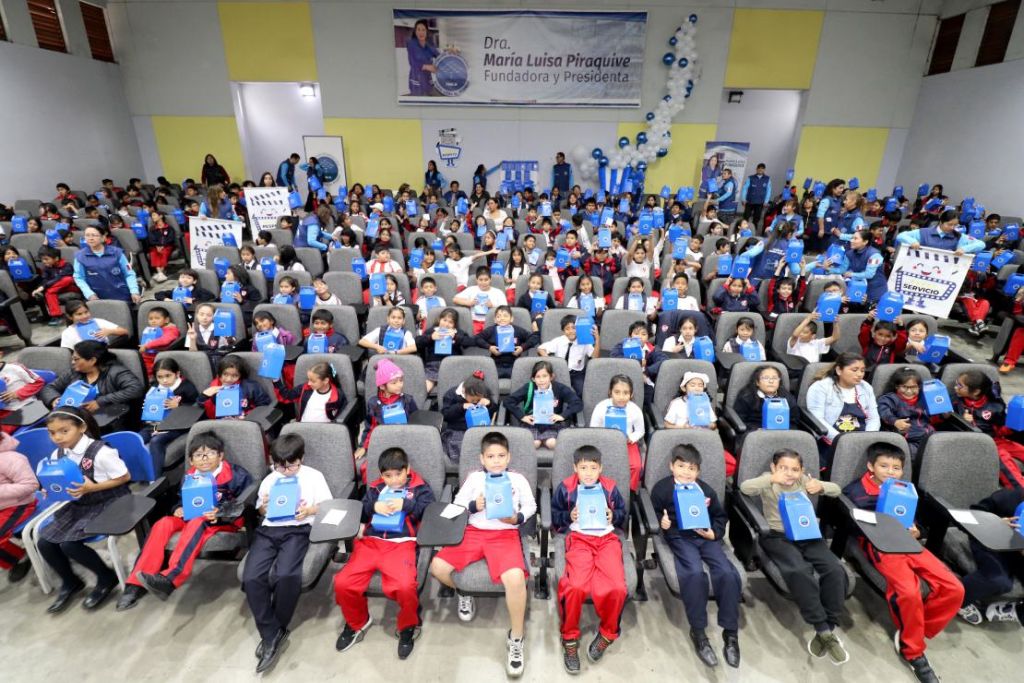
[
  {"xmin": 38, "ymin": 538, "xmax": 117, "ymax": 588},
  {"xmin": 962, "ymin": 537, "xmax": 1024, "ymax": 605},
  {"xmin": 666, "ymin": 535, "xmax": 741, "ymax": 630},
  {"xmin": 242, "ymin": 525, "xmax": 311, "ymax": 642},
  {"xmin": 569, "ymin": 369, "xmax": 585, "ymax": 399},
  {"xmin": 760, "ymin": 532, "xmax": 847, "ymax": 630},
  {"xmin": 743, "ymin": 203, "xmax": 764, "ymax": 227}
]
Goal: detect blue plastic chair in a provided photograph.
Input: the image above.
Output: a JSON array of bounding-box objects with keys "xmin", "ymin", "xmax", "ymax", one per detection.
[
  {"xmin": 104, "ymin": 431, "xmax": 157, "ymax": 482},
  {"xmin": 14, "ymin": 427, "xmax": 56, "ymax": 470}
]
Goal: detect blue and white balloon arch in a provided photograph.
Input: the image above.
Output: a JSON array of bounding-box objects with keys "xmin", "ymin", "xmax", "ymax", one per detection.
[{"xmin": 569, "ymin": 14, "xmax": 701, "ymax": 195}]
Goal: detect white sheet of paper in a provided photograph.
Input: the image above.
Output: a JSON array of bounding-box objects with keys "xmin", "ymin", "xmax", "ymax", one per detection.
[
  {"xmin": 852, "ymin": 509, "xmax": 877, "ymax": 525},
  {"xmin": 441, "ymin": 504, "xmax": 466, "ymax": 520},
  {"xmin": 950, "ymin": 509, "xmax": 978, "ymax": 525},
  {"xmin": 322, "ymin": 509, "xmax": 347, "ymax": 526}
]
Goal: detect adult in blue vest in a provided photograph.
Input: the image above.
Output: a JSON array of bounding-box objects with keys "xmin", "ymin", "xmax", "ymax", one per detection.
[
  {"xmin": 276, "ymin": 153, "xmax": 300, "ymax": 191},
  {"xmin": 741, "ymin": 163, "xmax": 772, "ymax": 226},
  {"xmin": 293, "ymin": 205, "xmax": 333, "ymax": 252},
  {"xmin": 551, "ymin": 152, "xmax": 572, "ymax": 194},
  {"xmin": 832, "ymin": 191, "xmax": 866, "ymax": 246},
  {"xmin": 73, "ymin": 225, "xmax": 141, "ymax": 303},
  {"xmin": 815, "ymin": 178, "xmax": 846, "ymax": 250},
  {"xmin": 744, "ymin": 222, "xmax": 797, "ymax": 286},
  {"xmin": 895, "ymin": 209, "xmax": 985, "ymax": 255},
  {"xmin": 843, "ymin": 229, "xmax": 887, "ymax": 302},
  {"xmin": 405, "ymin": 19, "xmax": 439, "ymax": 96},
  {"xmin": 424, "ymin": 160, "xmax": 444, "ymax": 190}
]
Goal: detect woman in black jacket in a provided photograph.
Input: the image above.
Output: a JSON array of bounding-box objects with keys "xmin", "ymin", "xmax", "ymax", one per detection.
[
  {"xmin": 40, "ymin": 340, "xmax": 145, "ymax": 431},
  {"xmin": 502, "ymin": 360, "xmax": 582, "ymax": 449},
  {"xmin": 732, "ymin": 364, "xmax": 800, "ymax": 434},
  {"xmin": 200, "ymin": 153, "xmax": 230, "ymax": 187}
]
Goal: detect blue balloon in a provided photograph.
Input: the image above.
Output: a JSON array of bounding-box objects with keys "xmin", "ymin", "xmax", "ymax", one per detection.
[
  {"xmin": 678, "ymin": 58, "xmax": 689, "ymax": 68},
  {"xmin": 618, "ymin": 136, "xmax": 630, "ymax": 149},
  {"xmin": 591, "ymin": 148, "xmax": 603, "ymax": 160},
  {"xmin": 645, "ymin": 112, "xmax": 655, "ymax": 122},
  {"xmin": 598, "ymin": 156, "xmax": 609, "ymax": 168},
  {"xmin": 636, "ymin": 161, "xmax": 648, "ymax": 171},
  {"xmin": 663, "ymin": 95, "xmax": 672, "ymax": 102},
  {"xmin": 669, "ymin": 37, "xmax": 677, "ymax": 46},
  {"xmin": 689, "ymin": 14, "xmax": 698, "ymax": 24},
  {"xmin": 662, "ymin": 52, "xmax": 675, "ymax": 66},
  {"xmin": 636, "ymin": 132, "xmax": 648, "ymax": 145},
  {"xmin": 657, "ymin": 148, "xmax": 669, "ymax": 158},
  {"xmin": 666, "ymin": 131, "xmax": 672, "ymax": 138}
]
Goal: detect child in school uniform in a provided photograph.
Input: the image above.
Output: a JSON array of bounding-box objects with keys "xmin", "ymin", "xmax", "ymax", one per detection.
[
  {"xmin": 197, "ymin": 356, "xmax": 271, "ymax": 420},
  {"xmin": 502, "ymin": 360, "xmax": 583, "ymax": 450},
  {"xmin": 609, "ymin": 321, "xmax": 667, "ymax": 409},
  {"xmin": 251, "ymin": 310, "xmax": 297, "ymax": 350},
  {"xmin": 138, "ymin": 357, "xmax": 198, "ymax": 469},
  {"xmin": 613, "ymin": 276, "xmax": 659, "ymax": 318},
  {"xmin": 564, "ymin": 274, "xmax": 606, "ymax": 321},
  {"xmin": 416, "ymin": 307, "xmax": 471, "ymax": 393},
  {"xmin": 651, "ymin": 445, "xmax": 742, "ymax": 668},
  {"xmin": 787, "ymin": 311, "xmax": 839, "ymax": 364},
  {"xmin": 454, "ymin": 267, "xmax": 508, "ymax": 334},
  {"xmin": 311, "ymin": 277, "xmax": 342, "ymax": 306},
  {"xmin": 333, "ymin": 447, "xmax": 436, "ymax": 659},
  {"xmin": 371, "ymin": 273, "xmax": 407, "ymax": 308},
  {"xmin": 440, "ymin": 372, "xmax": 496, "ymax": 461},
  {"xmin": 957, "ymin": 485, "xmax": 1024, "ymax": 626},
  {"xmin": 583, "ymin": 246, "xmax": 618, "ymax": 302},
  {"xmin": 118, "ymin": 432, "xmax": 253, "ymax": 610},
  {"xmin": 274, "ymin": 361, "xmax": 347, "ymax": 424},
  {"xmin": 36, "ymin": 407, "xmax": 131, "ymax": 613},
  {"xmin": 138, "ymin": 306, "xmax": 181, "ymax": 378},
  {"xmin": 515, "ymin": 273, "xmax": 557, "ymax": 334},
  {"xmin": 354, "ymin": 359, "xmax": 419, "ymax": 462},
  {"xmin": 842, "ymin": 443, "xmax": 963, "ymax": 682},
  {"xmin": 60, "ymin": 299, "xmax": 129, "ymax": 349},
  {"xmin": 302, "ymin": 310, "xmax": 350, "ymax": 354},
  {"xmin": 430, "ymin": 431, "xmax": 537, "ymax": 678},
  {"xmin": 0, "ymin": 355, "xmax": 45, "ymax": 433},
  {"xmin": 552, "ymin": 446, "xmax": 628, "ymax": 673},
  {"xmin": 877, "ymin": 368, "xmax": 936, "ymax": 462},
  {"xmin": 589, "ymin": 374, "xmax": 646, "ymax": 491},
  {"xmin": 0, "ymin": 432, "xmax": 37, "ymax": 582},
  {"xmin": 146, "ymin": 211, "xmax": 177, "ymax": 283},
  {"xmin": 359, "ymin": 306, "xmax": 418, "ymax": 357},
  {"xmin": 859, "ymin": 313, "xmax": 907, "ymax": 377},
  {"xmin": 664, "ymin": 372, "xmax": 719, "ymax": 431},
  {"xmin": 475, "ymin": 305, "xmax": 539, "ymax": 379},
  {"xmin": 244, "ymin": 434, "xmax": 333, "ymax": 673},
  {"xmin": 187, "ymin": 303, "xmax": 238, "ymax": 372},
  {"xmin": 31, "ymin": 245, "xmax": 78, "ymax": 324},
  {"xmin": 239, "ymin": 245, "xmax": 260, "ymax": 272},
  {"xmin": 414, "ymin": 276, "xmax": 447, "ymax": 330},
  {"xmin": 538, "ymin": 314, "xmax": 598, "ymax": 398},
  {"xmin": 712, "ymin": 277, "xmax": 761, "ymax": 314},
  {"xmin": 721, "ymin": 316, "xmax": 766, "ymax": 360},
  {"xmin": 952, "ymin": 370, "xmax": 1024, "ymax": 490},
  {"xmin": 765, "ymin": 274, "xmax": 802, "ymax": 329},
  {"xmin": 739, "ymin": 448, "xmax": 849, "ymax": 665},
  {"xmin": 155, "ymin": 269, "xmax": 215, "ymax": 317},
  {"xmin": 222, "ymin": 265, "xmax": 262, "ymax": 327}
]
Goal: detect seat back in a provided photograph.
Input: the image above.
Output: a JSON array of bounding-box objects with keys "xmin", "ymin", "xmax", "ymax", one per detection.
[
  {"xmin": 801, "ymin": 277, "xmax": 845, "ymax": 312},
  {"xmin": 645, "ymin": 430, "xmax": 727, "ymax": 501},
  {"xmin": 798, "ymin": 362, "xmax": 832, "ymax": 408},
  {"xmin": 138, "ymin": 300, "xmax": 188, "ymax": 340},
  {"xmin": 458, "ymin": 427, "xmax": 538, "ymax": 492},
  {"xmin": 423, "ymin": 272, "xmax": 458, "ymax": 305},
  {"xmin": 551, "ymin": 428, "xmax": 630, "ymax": 503},
  {"xmin": 541, "ymin": 308, "xmax": 584, "ymax": 343},
  {"xmin": 205, "ymin": 245, "xmax": 241, "ymax": 267},
  {"xmin": 280, "ymin": 423, "xmax": 354, "ymax": 497},
  {"xmin": 195, "ymin": 269, "xmax": 221, "ymax": 297},
  {"xmin": 723, "ymin": 361, "xmax": 790, "ymax": 411},
  {"xmin": 321, "ymin": 272, "xmax": 364, "ymax": 306},
  {"xmin": 737, "ymin": 430, "xmax": 821, "ymax": 509},
  {"xmin": 507, "ymin": 356, "xmax": 572, "ymax": 395},
  {"xmin": 829, "ymin": 432, "xmax": 912, "ymax": 492},
  {"xmin": 871, "ymin": 363, "xmax": 930, "ymax": 398},
  {"xmin": 294, "ymin": 248, "xmax": 325, "ymax": 277},
  {"xmin": 309, "ymin": 305, "xmax": 360, "ymax": 345},
  {"xmin": 939, "ymin": 363, "xmax": 1001, "ymax": 396},
  {"xmin": 186, "ymin": 420, "xmax": 267, "ymax": 479},
  {"xmin": 651, "ymin": 359, "xmax": 718, "ymax": 427},
  {"xmin": 153, "ymin": 350, "xmax": 214, "ymax": 390},
  {"xmin": 14, "ymin": 428, "xmax": 57, "ymax": 470},
  {"xmin": 562, "ymin": 275, "xmax": 605, "ymax": 304},
  {"xmin": 365, "ymin": 305, "xmax": 417, "ymax": 338},
  {"xmin": 437, "ymin": 356, "xmax": 500, "ymax": 404},
  {"xmin": 581, "ymin": 358, "xmax": 645, "ymax": 424},
  {"xmin": 715, "ymin": 312, "xmax": 767, "ymax": 356},
  {"xmin": 917, "ymin": 433, "xmax": 999, "ymax": 508},
  {"xmin": 705, "ymin": 277, "xmax": 727, "ymax": 310},
  {"xmin": 599, "ymin": 310, "xmax": 645, "ymax": 352},
  {"xmin": 265, "ymin": 229, "xmax": 293, "ymax": 247},
  {"xmin": 293, "ymin": 353, "xmax": 356, "ymax": 408},
  {"xmin": 13, "ymin": 347, "xmax": 71, "ymax": 376},
  {"xmin": 326, "ymin": 246, "xmax": 360, "ymax": 273},
  {"xmin": 89, "ymin": 300, "xmax": 134, "ymax": 340},
  {"xmin": 362, "ymin": 355, "xmax": 429, "ymax": 406},
  {"xmin": 770, "ymin": 312, "xmax": 822, "ymax": 359},
  {"xmin": 253, "ymin": 303, "xmax": 303, "ymax": 341},
  {"xmin": 10, "ymin": 233, "xmax": 45, "ymax": 255},
  {"xmin": 515, "ymin": 273, "xmax": 553, "ymax": 298},
  {"xmin": 365, "ymin": 425, "xmax": 446, "ymax": 498},
  {"xmin": 484, "ymin": 306, "xmax": 531, "ymax": 330},
  {"xmin": 104, "ymin": 431, "xmax": 158, "ymax": 482},
  {"xmin": 108, "ymin": 349, "xmax": 147, "ymax": 388},
  {"xmin": 225, "ymin": 353, "xmax": 279, "ymax": 409}
]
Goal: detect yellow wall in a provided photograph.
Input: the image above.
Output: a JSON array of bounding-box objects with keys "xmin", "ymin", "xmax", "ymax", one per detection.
[
  {"xmin": 323, "ymin": 118, "xmax": 424, "ymax": 191},
  {"xmin": 151, "ymin": 116, "xmax": 246, "ymax": 184},
  {"xmin": 793, "ymin": 126, "xmax": 890, "ymax": 188},
  {"xmin": 616, "ymin": 122, "xmax": 718, "ymax": 191},
  {"xmin": 725, "ymin": 9, "xmax": 824, "ymax": 89},
  {"xmin": 219, "ymin": 2, "xmax": 318, "ymax": 82}
]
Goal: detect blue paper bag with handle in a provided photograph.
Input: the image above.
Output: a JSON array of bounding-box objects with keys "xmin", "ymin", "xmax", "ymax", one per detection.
[
  {"xmin": 259, "ymin": 344, "xmax": 286, "ymax": 379},
  {"xmin": 600, "ymin": 207, "xmax": 614, "ymax": 226},
  {"xmin": 1003, "ymin": 224, "xmax": 1021, "ymax": 242},
  {"xmin": 371, "ymin": 488, "xmax": 407, "ymax": 532},
  {"xmin": 132, "ymin": 220, "xmax": 148, "ymax": 240},
  {"xmin": 405, "ymin": 199, "xmax": 418, "ymax": 217},
  {"xmin": 381, "ymin": 402, "xmax": 408, "ymax": 425},
  {"xmin": 272, "ymin": 294, "xmax": 294, "ymax": 306},
  {"xmin": 254, "ymin": 330, "xmax": 275, "ymax": 353},
  {"xmin": 213, "ymin": 309, "xmax": 235, "ymax": 337},
  {"xmin": 219, "ymin": 282, "xmax": 240, "ymax": 304},
  {"xmin": 497, "ymin": 326, "xmax": 515, "ymax": 353},
  {"xmin": 1007, "ymin": 396, "xmax": 1024, "ymax": 431},
  {"xmin": 672, "ymin": 238, "xmax": 687, "ymax": 260},
  {"xmin": 36, "ymin": 455, "xmax": 85, "ymax": 503},
  {"xmin": 922, "ymin": 379, "xmax": 952, "ymax": 415},
  {"xmin": 622, "ymin": 337, "xmax": 643, "ymax": 360},
  {"xmin": 7, "ymin": 258, "xmax": 32, "ymax": 281},
  {"xmin": 968, "ymin": 221, "xmax": 986, "ymax": 239},
  {"xmin": 917, "ymin": 183, "xmax": 930, "ymax": 197},
  {"xmin": 288, "ymin": 191, "xmax": 302, "ymax": 209},
  {"xmin": 661, "ymin": 288, "xmax": 678, "ymax": 312},
  {"xmin": 533, "ymin": 389, "xmax": 554, "ymax": 425},
  {"xmin": 555, "ymin": 248, "xmax": 570, "ymax": 269},
  {"xmin": 730, "ymin": 254, "xmax": 751, "ymax": 280},
  {"xmin": 716, "ymin": 254, "xmax": 733, "ymax": 276},
  {"xmin": 182, "ymin": 472, "xmax": 217, "ymax": 521},
  {"xmin": 785, "ymin": 239, "xmax": 804, "ymax": 263},
  {"xmin": 598, "ymin": 228, "xmax": 612, "ymax": 248},
  {"xmin": 687, "ymin": 393, "xmax": 712, "ymax": 427},
  {"xmin": 918, "ymin": 335, "xmax": 949, "ymax": 364},
  {"xmin": 369, "ymin": 273, "xmax": 387, "ymax": 297},
  {"xmin": 575, "ymin": 317, "xmax": 595, "ymax": 345},
  {"xmin": 579, "ymin": 294, "xmax": 596, "ymax": 320},
  {"xmin": 222, "ymin": 232, "xmax": 237, "ymax": 247},
  {"xmin": 638, "ymin": 214, "xmax": 653, "ymax": 235},
  {"xmin": 267, "ymin": 476, "xmax": 299, "ymax": 521},
  {"xmin": 846, "ymin": 279, "xmax": 867, "ymax": 304},
  {"xmin": 307, "ymin": 333, "xmax": 328, "ymax": 354},
  {"xmin": 540, "ymin": 201, "xmax": 552, "ymax": 217},
  {"xmin": 299, "ymin": 286, "xmax": 316, "ymax": 310},
  {"xmin": 693, "ymin": 336, "xmax": 715, "ymax": 363},
  {"xmin": 58, "ymin": 380, "xmax": 97, "ymax": 408},
  {"xmin": 762, "ymin": 397, "xmax": 790, "ymax": 430},
  {"xmin": 215, "ymin": 384, "xmax": 241, "ymax": 417},
  {"xmin": 877, "ymin": 478, "xmax": 918, "ymax": 529},
  {"xmin": 816, "ymin": 292, "xmax": 842, "ymax": 323},
  {"xmin": 408, "ymin": 249, "xmax": 424, "ymax": 269},
  {"xmin": 364, "ymin": 218, "xmax": 379, "ymax": 240},
  {"xmin": 142, "ymin": 386, "xmax": 171, "ymax": 422},
  {"xmin": 577, "ymin": 484, "xmax": 609, "ymax": 530},
  {"xmin": 530, "ymin": 291, "xmax": 548, "ymax": 315},
  {"xmin": 140, "ymin": 327, "xmax": 162, "ymax": 347},
  {"xmin": 674, "ymin": 483, "xmax": 711, "ymax": 530},
  {"xmin": 11, "ymin": 215, "xmax": 27, "ymax": 233},
  {"xmin": 740, "ymin": 341, "xmax": 762, "ymax": 361},
  {"xmin": 604, "ymin": 406, "xmax": 628, "ymax": 435},
  {"xmin": 383, "ymin": 328, "xmax": 406, "ymax": 353},
  {"xmin": 1003, "ymin": 273, "xmax": 1024, "ymax": 296},
  {"xmin": 876, "ymin": 291, "xmax": 904, "ymax": 322},
  {"xmin": 75, "ymin": 320, "xmax": 102, "ymax": 342},
  {"xmin": 213, "ymin": 257, "xmax": 230, "ymax": 280},
  {"xmin": 352, "ymin": 257, "xmax": 367, "ymax": 280},
  {"xmin": 485, "ymin": 472, "xmax": 515, "ymax": 520},
  {"xmin": 434, "ymin": 330, "xmax": 453, "ymax": 356},
  {"xmin": 779, "ymin": 491, "xmax": 821, "ymax": 541},
  {"xmin": 892, "ymin": 185, "xmax": 904, "ymax": 198},
  {"xmin": 465, "ymin": 405, "xmax": 491, "ymax": 428},
  {"xmin": 1015, "ymin": 502, "xmax": 1024, "ymax": 538},
  {"xmin": 971, "ymin": 251, "xmax": 992, "ymax": 273},
  {"xmin": 627, "ymin": 293, "xmax": 644, "ymax": 312},
  {"xmin": 260, "ymin": 257, "xmax": 277, "ymax": 280}
]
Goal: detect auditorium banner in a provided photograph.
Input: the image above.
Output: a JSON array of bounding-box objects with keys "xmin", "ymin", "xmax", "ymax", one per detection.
[
  {"xmin": 887, "ymin": 246, "xmax": 973, "ymax": 318},
  {"xmin": 302, "ymin": 135, "xmax": 348, "ymax": 197},
  {"xmin": 700, "ymin": 141, "xmax": 750, "ymax": 198},
  {"xmin": 394, "ymin": 9, "xmax": 647, "ymax": 106},
  {"xmin": 189, "ymin": 216, "xmax": 245, "ymax": 269},
  {"xmin": 244, "ymin": 187, "xmax": 291, "ymax": 232}
]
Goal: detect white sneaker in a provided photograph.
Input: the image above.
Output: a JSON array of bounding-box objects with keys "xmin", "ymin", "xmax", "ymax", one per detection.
[
  {"xmin": 153, "ymin": 272, "xmax": 167, "ymax": 283},
  {"xmin": 457, "ymin": 592, "xmax": 475, "ymax": 622},
  {"xmin": 959, "ymin": 604, "xmax": 984, "ymax": 625},
  {"xmin": 506, "ymin": 631, "xmax": 525, "ymax": 677},
  {"xmin": 985, "ymin": 601, "xmax": 1020, "ymax": 623}
]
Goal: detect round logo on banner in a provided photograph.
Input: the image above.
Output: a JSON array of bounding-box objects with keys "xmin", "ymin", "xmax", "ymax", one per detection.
[
  {"xmin": 316, "ymin": 156, "xmax": 340, "ymax": 185},
  {"xmin": 432, "ymin": 54, "xmax": 470, "ymax": 97}
]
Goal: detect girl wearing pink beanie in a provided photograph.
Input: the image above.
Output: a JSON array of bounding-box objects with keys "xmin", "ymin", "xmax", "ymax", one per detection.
[{"xmin": 353, "ymin": 359, "xmax": 419, "ymax": 475}]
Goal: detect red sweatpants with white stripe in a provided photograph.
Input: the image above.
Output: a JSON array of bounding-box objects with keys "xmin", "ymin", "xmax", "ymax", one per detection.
[
  {"xmin": 127, "ymin": 514, "xmax": 243, "ymax": 588},
  {"xmin": 149, "ymin": 245, "xmax": 173, "ymax": 270},
  {"xmin": 994, "ymin": 436, "xmax": 1024, "ymax": 490},
  {"xmin": 334, "ymin": 536, "xmax": 420, "ymax": 631},
  {"xmin": 861, "ymin": 539, "xmax": 964, "ymax": 660},
  {"xmin": 557, "ymin": 532, "xmax": 627, "ymax": 642},
  {"xmin": 0, "ymin": 501, "xmax": 37, "ymax": 569},
  {"xmin": 41, "ymin": 276, "xmax": 78, "ymax": 317}
]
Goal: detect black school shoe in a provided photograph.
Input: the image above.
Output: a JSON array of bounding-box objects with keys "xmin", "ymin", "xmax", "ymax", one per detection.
[
  {"xmin": 722, "ymin": 630, "xmax": 740, "ymax": 668},
  {"xmin": 690, "ymin": 628, "xmax": 719, "ymax": 667},
  {"xmin": 396, "ymin": 626, "xmax": 421, "ymax": 659},
  {"xmin": 136, "ymin": 572, "xmax": 175, "ymax": 601},
  {"xmin": 255, "ymin": 629, "xmax": 289, "ymax": 674},
  {"xmin": 116, "ymin": 585, "xmax": 146, "ymax": 611},
  {"xmin": 562, "ymin": 639, "xmax": 581, "ymax": 675},
  {"xmin": 82, "ymin": 580, "xmax": 117, "ymax": 610},
  {"xmin": 906, "ymin": 655, "xmax": 941, "ymax": 683},
  {"xmin": 8, "ymin": 558, "xmax": 31, "ymax": 583},
  {"xmin": 47, "ymin": 579, "xmax": 85, "ymax": 614}
]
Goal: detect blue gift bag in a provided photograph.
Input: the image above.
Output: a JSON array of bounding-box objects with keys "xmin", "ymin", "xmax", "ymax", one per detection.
[
  {"xmin": 11, "ymin": 215, "xmax": 27, "ymax": 233},
  {"xmin": 169, "ymin": 286, "xmax": 187, "ymax": 305},
  {"xmin": 533, "ymin": 389, "xmax": 554, "ymax": 425},
  {"xmin": 456, "ymin": 197, "xmax": 469, "ymax": 215},
  {"xmin": 259, "ymin": 344, "xmax": 286, "ymax": 379},
  {"xmin": 288, "ymin": 191, "xmax": 302, "ymax": 209},
  {"xmin": 381, "ymin": 402, "xmax": 408, "ymax": 425},
  {"xmin": 762, "ymin": 398, "xmax": 790, "ymax": 430},
  {"xmin": 272, "ymin": 294, "xmax": 294, "ymax": 306},
  {"xmin": 816, "ymin": 292, "xmax": 842, "ymax": 323},
  {"xmin": 219, "ymin": 282, "xmax": 240, "ymax": 303},
  {"xmin": 626, "ymin": 292, "xmax": 644, "ymax": 312},
  {"xmin": 707, "ymin": 178, "xmax": 718, "ymax": 194},
  {"xmin": 638, "ymin": 214, "xmax": 653, "ymax": 235},
  {"xmin": 671, "ymin": 237, "xmax": 688, "ymax": 261},
  {"xmin": 885, "ymin": 198, "xmax": 899, "ymax": 213},
  {"xmin": 215, "ymin": 384, "xmax": 241, "ymax": 417},
  {"xmin": 45, "ymin": 228, "xmax": 62, "ymax": 247},
  {"xmin": 866, "ymin": 188, "xmax": 877, "ymax": 202},
  {"xmin": 661, "ymin": 185, "xmax": 672, "ymax": 199},
  {"xmin": 1004, "ymin": 224, "xmax": 1021, "ymax": 242},
  {"xmin": 383, "ymin": 328, "xmax": 406, "ymax": 353},
  {"xmin": 371, "ymin": 488, "xmax": 407, "ymax": 532},
  {"xmin": 846, "ymin": 279, "xmax": 867, "ymax": 303},
  {"xmin": 140, "ymin": 326, "xmax": 163, "ymax": 348},
  {"xmin": 661, "ymin": 289, "xmax": 678, "ymax": 312},
  {"xmin": 1015, "ymin": 502, "xmax": 1024, "ymax": 538},
  {"xmin": 434, "ymin": 330, "xmax": 453, "ymax": 355},
  {"xmin": 433, "ymin": 262, "xmax": 449, "ymax": 274},
  {"xmin": 604, "ymin": 405, "xmax": 628, "ymax": 435},
  {"xmin": 465, "ymin": 405, "xmax": 491, "ymax": 427},
  {"xmin": 876, "ymin": 291, "xmax": 904, "ymax": 322},
  {"xmin": 7, "ymin": 258, "xmax": 32, "ymax": 281},
  {"xmin": 600, "ymin": 207, "xmax": 614, "ymax": 226},
  {"xmin": 576, "ymin": 317, "xmax": 595, "ymax": 345},
  {"xmin": 213, "ymin": 257, "xmax": 230, "ymax": 280},
  {"xmin": 431, "ymin": 237, "xmax": 444, "ymax": 251},
  {"xmin": 968, "ymin": 221, "xmax": 986, "ymax": 239},
  {"xmin": 917, "ymin": 183, "xmax": 930, "ymax": 197},
  {"xmin": 213, "ymin": 309, "xmax": 235, "ymax": 337},
  {"xmin": 36, "ymin": 456, "xmax": 85, "ymax": 502},
  {"xmin": 423, "ymin": 296, "xmax": 441, "ymax": 313},
  {"xmin": 58, "ymin": 380, "xmax": 97, "ymax": 407},
  {"xmin": 652, "ymin": 211, "xmax": 665, "ymax": 228},
  {"xmin": 259, "ymin": 257, "xmax": 277, "ymax": 280},
  {"xmin": 617, "ymin": 198, "xmax": 629, "ymax": 214},
  {"xmin": 693, "ymin": 336, "xmax": 716, "ymax": 363},
  {"xmin": 1006, "ymin": 396, "xmax": 1024, "ymax": 431},
  {"xmin": 785, "ymin": 239, "xmax": 804, "ymax": 263},
  {"xmin": 577, "ymin": 484, "xmax": 609, "ymax": 530},
  {"xmin": 254, "ymin": 331, "xmax": 275, "ymax": 353},
  {"xmin": 494, "ymin": 231, "xmax": 509, "ymax": 250},
  {"xmin": 971, "ymin": 252, "xmax": 992, "ymax": 273},
  {"xmin": 598, "ymin": 228, "xmax": 612, "ymax": 248},
  {"xmin": 922, "ymin": 379, "xmax": 952, "ymax": 415},
  {"xmin": 132, "ymin": 221, "xmax": 148, "ymax": 240},
  {"xmin": 490, "ymin": 260, "xmax": 504, "ymax": 276},
  {"xmin": 298, "ymin": 286, "xmax": 316, "ymax": 310},
  {"xmin": 540, "ymin": 201, "xmax": 552, "ymax": 217},
  {"xmin": 497, "ymin": 325, "xmax": 515, "ymax": 353},
  {"xmin": 782, "ymin": 187, "xmax": 793, "ymax": 201},
  {"xmin": 511, "ymin": 195, "xmax": 521, "ymax": 210},
  {"xmin": 893, "ymin": 185, "xmax": 904, "ymax": 198},
  {"xmin": 408, "ymin": 249, "xmax": 424, "ymax": 270},
  {"xmin": 740, "ymin": 342, "xmax": 762, "ymax": 361},
  {"xmin": 716, "ymin": 254, "xmax": 733, "ymax": 276},
  {"xmin": 555, "ymin": 248, "xmax": 570, "ymax": 269},
  {"xmin": 530, "ymin": 291, "xmax": 548, "ymax": 315},
  {"xmin": 667, "ymin": 225, "xmax": 683, "ymax": 244},
  {"xmin": 919, "ymin": 335, "xmax": 949, "ymax": 364},
  {"xmin": 405, "ymin": 199, "xmax": 418, "ymax": 217},
  {"xmin": 267, "ymin": 476, "xmax": 299, "ymax": 521},
  {"xmin": 779, "ymin": 491, "xmax": 821, "ymax": 541},
  {"xmin": 365, "ymin": 217, "xmax": 382, "ymax": 240},
  {"xmin": 182, "ymin": 473, "xmax": 217, "ymax": 521},
  {"xmin": 995, "ymin": 249, "xmax": 1015, "ymax": 270},
  {"xmin": 848, "ymin": 177, "xmax": 860, "ymax": 190},
  {"xmin": 687, "ymin": 393, "xmax": 712, "ymax": 427},
  {"xmin": 674, "ymin": 483, "xmax": 711, "ymax": 530},
  {"xmin": 622, "ymin": 337, "xmax": 643, "ymax": 360},
  {"xmin": 222, "ymin": 232, "xmax": 238, "ymax": 247},
  {"xmin": 351, "ymin": 257, "xmax": 367, "ymax": 280},
  {"xmin": 142, "ymin": 387, "xmax": 171, "ymax": 422},
  {"xmin": 307, "ymin": 333, "xmax": 328, "ymax": 354},
  {"xmin": 476, "ymin": 222, "xmax": 488, "ymax": 239},
  {"xmin": 813, "ymin": 182, "xmax": 825, "ymax": 199},
  {"xmin": 578, "ymin": 294, "xmax": 596, "ymax": 319},
  {"xmin": 730, "ymin": 255, "xmax": 751, "ymax": 280},
  {"xmin": 1003, "ymin": 273, "xmax": 1024, "ymax": 296},
  {"xmin": 485, "ymin": 473, "xmax": 515, "ymax": 520},
  {"xmin": 877, "ymin": 478, "xmax": 918, "ymax": 529},
  {"xmin": 369, "ymin": 273, "xmax": 387, "ymax": 297}
]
